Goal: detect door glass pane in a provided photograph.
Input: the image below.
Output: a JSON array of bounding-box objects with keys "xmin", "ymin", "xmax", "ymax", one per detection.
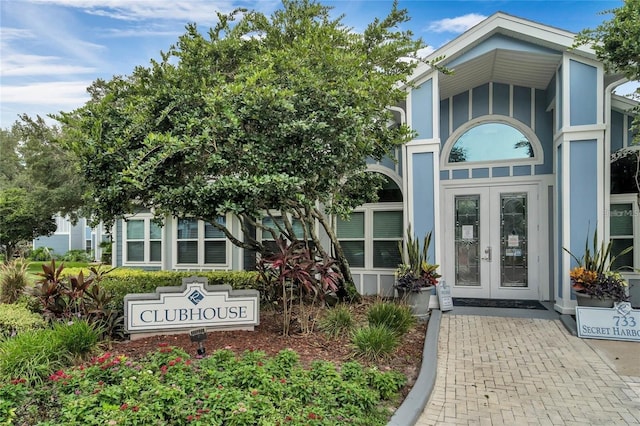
[
  {"xmin": 455, "ymin": 196, "xmax": 480, "ymax": 286},
  {"xmin": 501, "ymin": 193, "xmax": 528, "ymax": 287}
]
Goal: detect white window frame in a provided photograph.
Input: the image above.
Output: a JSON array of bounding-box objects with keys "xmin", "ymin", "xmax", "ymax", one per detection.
[
  {"xmin": 610, "ymin": 194, "xmax": 639, "ymax": 271},
  {"xmin": 54, "ymin": 215, "xmax": 71, "ymax": 234},
  {"xmin": 338, "ymin": 202, "xmax": 404, "ymax": 270},
  {"xmin": 441, "ymin": 116, "xmax": 544, "ymax": 170},
  {"xmin": 258, "ymin": 212, "xmax": 309, "ymax": 242},
  {"xmin": 173, "ymin": 216, "xmax": 230, "ymax": 269},
  {"xmin": 123, "ymin": 215, "xmax": 163, "ymax": 265}
]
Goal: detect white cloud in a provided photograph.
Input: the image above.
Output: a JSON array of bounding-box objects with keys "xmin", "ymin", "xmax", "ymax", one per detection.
[
  {"xmin": 0, "ymin": 27, "xmax": 36, "ymax": 41},
  {"xmin": 417, "ymin": 46, "xmax": 436, "ymax": 58},
  {"xmin": 102, "ymin": 28, "xmax": 182, "ymax": 38},
  {"xmin": 427, "ymin": 14, "xmax": 486, "ymax": 34},
  {"xmin": 1, "ymin": 81, "xmax": 91, "ymax": 105},
  {"xmin": 23, "ymin": 0, "xmax": 248, "ymax": 23},
  {"xmin": 1, "ymin": 53, "xmax": 97, "ymax": 77}
]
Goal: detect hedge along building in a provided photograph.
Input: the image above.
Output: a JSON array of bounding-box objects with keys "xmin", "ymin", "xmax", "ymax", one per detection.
[{"xmin": 105, "ymin": 12, "xmax": 638, "ymax": 313}]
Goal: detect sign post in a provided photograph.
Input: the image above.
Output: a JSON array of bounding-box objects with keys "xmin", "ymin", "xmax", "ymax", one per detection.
[{"xmin": 437, "ymin": 280, "xmax": 453, "ymax": 312}]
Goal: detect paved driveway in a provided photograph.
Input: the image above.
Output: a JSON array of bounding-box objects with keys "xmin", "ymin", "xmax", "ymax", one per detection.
[{"xmin": 416, "ymin": 313, "xmax": 640, "ymax": 425}]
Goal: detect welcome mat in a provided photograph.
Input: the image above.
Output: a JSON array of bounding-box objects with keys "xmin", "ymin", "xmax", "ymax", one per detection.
[{"xmin": 451, "ymin": 298, "xmax": 547, "ymax": 310}]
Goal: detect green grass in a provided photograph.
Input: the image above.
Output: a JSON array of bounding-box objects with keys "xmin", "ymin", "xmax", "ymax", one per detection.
[{"xmin": 26, "ymin": 261, "xmax": 90, "ymax": 275}]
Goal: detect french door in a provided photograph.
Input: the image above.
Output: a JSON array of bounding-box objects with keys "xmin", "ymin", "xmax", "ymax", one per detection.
[{"xmin": 443, "ymin": 184, "xmax": 539, "ymax": 299}]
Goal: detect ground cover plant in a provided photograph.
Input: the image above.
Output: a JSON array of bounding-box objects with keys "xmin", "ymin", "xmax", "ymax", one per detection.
[
  {"xmin": 0, "ymin": 299, "xmax": 426, "ymax": 425},
  {"xmin": 1, "ymin": 258, "xmax": 426, "ymax": 424},
  {"xmin": 2, "ymin": 346, "xmax": 406, "ymax": 425}
]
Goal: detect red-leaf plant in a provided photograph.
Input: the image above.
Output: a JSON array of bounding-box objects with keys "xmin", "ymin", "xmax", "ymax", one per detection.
[{"xmin": 258, "ymin": 236, "xmax": 342, "ymax": 335}]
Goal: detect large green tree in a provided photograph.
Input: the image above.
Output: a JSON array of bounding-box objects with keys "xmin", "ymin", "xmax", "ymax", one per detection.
[
  {"xmin": 0, "ymin": 188, "xmax": 57, "ymax": 260},
  {"xmin": 0, "ymin": 116, "xmax": 86, "ymax": 260},
  {"xmin": 59, "ymin": 0, "xmax": 423, "ymax": 288},
  {"xmin": 575, "ymin": 0, "xmax": 640, "ymax": 198},
  {"xmin": 575, "ymin": 0, "xmax": 640, "ymax": 140}
]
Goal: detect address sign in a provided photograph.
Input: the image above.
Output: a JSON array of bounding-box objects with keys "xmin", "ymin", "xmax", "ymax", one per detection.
[{"xmin": 576, "ymin": 302, "xmax": 639, "ymax": 342}]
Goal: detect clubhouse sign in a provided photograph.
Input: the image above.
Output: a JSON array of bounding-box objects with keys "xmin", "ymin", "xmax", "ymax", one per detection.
[{"xmin": 124, "ymin": 277, "xmax": 259, "ymax": 336}]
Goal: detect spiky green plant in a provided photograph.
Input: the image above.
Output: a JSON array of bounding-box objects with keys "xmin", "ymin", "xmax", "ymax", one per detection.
[
  {"xmin": 319, "ymin": 305, "xmax": 355, "ymax": 337},
  {"xmin": 367, "ymin": 302, "xmax": 415, "ymax": 336},
  {"xmin": 351, "ymin": 325, "xmax": 399, "ymax": 361},
  {"xmin": 563, "ymin": 229, "xmax": 632, "ymax": 274},
  {"xmin": 0, "ymin": 259, "xmax": 29, "ymax": 304}
]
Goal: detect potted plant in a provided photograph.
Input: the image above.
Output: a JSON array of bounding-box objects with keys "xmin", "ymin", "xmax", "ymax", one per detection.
[
  {"xmin": 395, "ymin": 226, "xmax": 440, "ymax": 318},
  {"xmin": 564, "ymin": 230, "xmax": 631, "ymax": 307}
]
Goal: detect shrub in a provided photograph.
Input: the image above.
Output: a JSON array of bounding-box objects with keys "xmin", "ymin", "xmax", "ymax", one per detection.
[
  {"xmin": 319, "ymin": 305, "xmax": 355, "ymax": 337},
  {"xmin": 352, "ymin": 325, "xmax": 399, "ymax": 361},
  {"xmin": 53, "ymin": 320, "xmax": 101, "ymax": 359},
  {"xmin": 0, "ymin": 329, "xmax": 67, "ymax": 385},
  {"xmin": 367, "ymin": 301, "xmax": 415, "ymax": 336},
  {"xmin": 0, "ymin": 259, "xmax": 29, "ymax": 304},
  {"xmin": 367, "ymin": 368, "xmax": 406, "ymax": 399},
  {"xmin": 28, "ymin": 260, "xmax": 124, "ymax": 340},
  {"xmin": 62, "ymin": 249, "xmax": 92, "ymax": 262},
  {"xmin": 0, "ymin": 303, "xmax": 46, "ymax": 338},
  {"xmin": 28, "ymin": 247, "xmax": 55, "ymax": 261},
  {"xmin": 2, "ymin": 345, "xmax": 407, "ymax": 425},
  {"xmin": 61, "ymin": 268, "xmax": 261, "ymax": 310}
]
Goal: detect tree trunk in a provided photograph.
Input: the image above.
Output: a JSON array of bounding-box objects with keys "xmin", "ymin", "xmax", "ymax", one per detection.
[{"xmin": 312, "ymin": 207, "xmax": 361, "ymax": 302}]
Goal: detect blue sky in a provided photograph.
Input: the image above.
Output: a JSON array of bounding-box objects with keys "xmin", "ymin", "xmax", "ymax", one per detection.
[{"xmin": 0, "ymin": 0, "xmax": 631, "ymax": 129}]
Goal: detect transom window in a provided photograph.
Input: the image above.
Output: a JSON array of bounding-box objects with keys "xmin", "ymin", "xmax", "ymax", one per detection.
[
  {"xmin": 448, "ymin": 122, "xmax": 534, "ymax": 163},
  {"xmin": 176, "ymin": 217, "xmax": 227, "ymax": 265},
  {"xmin": 337, "ymin": 174, "xmax": 403, "ymax": 269}
]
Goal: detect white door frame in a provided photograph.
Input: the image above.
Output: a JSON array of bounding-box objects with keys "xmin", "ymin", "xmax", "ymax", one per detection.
[{"xmin": 441, "ymin": 177, "xmax": 549, "ymax": 300}]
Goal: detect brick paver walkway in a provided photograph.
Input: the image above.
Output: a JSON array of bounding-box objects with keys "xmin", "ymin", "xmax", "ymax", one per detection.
[{"xmin": 416, "ymin": 314, "xmax": 640, "ymax": 425}]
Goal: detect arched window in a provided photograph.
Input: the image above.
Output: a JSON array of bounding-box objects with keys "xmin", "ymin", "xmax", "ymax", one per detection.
[
  {"xmin": 336, "ymin": 173, "xmax": 403, "ymax": 269},
  {"xmin": 448, "ymin": 122, "xmax": 534, "ymax": 163}
]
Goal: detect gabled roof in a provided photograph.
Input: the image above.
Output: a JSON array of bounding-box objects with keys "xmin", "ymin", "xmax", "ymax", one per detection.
[{"xmin": 410, "ymin": 12, "xmax": 597, "ymax": 98}]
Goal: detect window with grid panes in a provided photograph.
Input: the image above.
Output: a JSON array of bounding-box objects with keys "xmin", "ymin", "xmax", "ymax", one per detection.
[
  {"xmin": 610, "ymin": 198, "xmax": 636, "ymax": 271},
  {"xmin": 177, "ymin": 217, "xmax": 227, "ymax": 265},
  {"xmin": 261, "ymin": 216, "xmax": 306, "ymax": 253},
  {"xmin": 336, "ymin": 174, "xmax": 403, "ymax": 269},
  {"xmin": 125, "ymin": 218, "xmax": 162, "ymax": 263}
]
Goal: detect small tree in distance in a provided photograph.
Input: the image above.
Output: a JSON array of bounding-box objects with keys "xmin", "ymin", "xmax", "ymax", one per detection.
[{"xmin": 59, "ymin": 0, "xmax": 426, "ymax": 294}]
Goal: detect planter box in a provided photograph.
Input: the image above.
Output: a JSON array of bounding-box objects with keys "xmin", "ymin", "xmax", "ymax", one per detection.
[
  {"xmin": 397, "ymin": 286, "xmax": 433, "ymax": 320},
  {"xmin": 575, "ymin": 292, "xmax": 614, "ymax": 308}
]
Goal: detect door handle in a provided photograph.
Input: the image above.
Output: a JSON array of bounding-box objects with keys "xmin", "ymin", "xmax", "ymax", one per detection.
[{"xmin": 481, "ymin": 246, "xmax": 492, "ymax": 261}]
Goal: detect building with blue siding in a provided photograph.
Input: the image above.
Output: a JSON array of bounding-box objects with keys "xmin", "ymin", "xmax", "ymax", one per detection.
[
  {"xmin": 33, "ymin": 215, "xmax": 106, "ymax": 261},
  {"xmin": 107, "ymin": 13, "xmax": 638, "ymax": 313}
]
